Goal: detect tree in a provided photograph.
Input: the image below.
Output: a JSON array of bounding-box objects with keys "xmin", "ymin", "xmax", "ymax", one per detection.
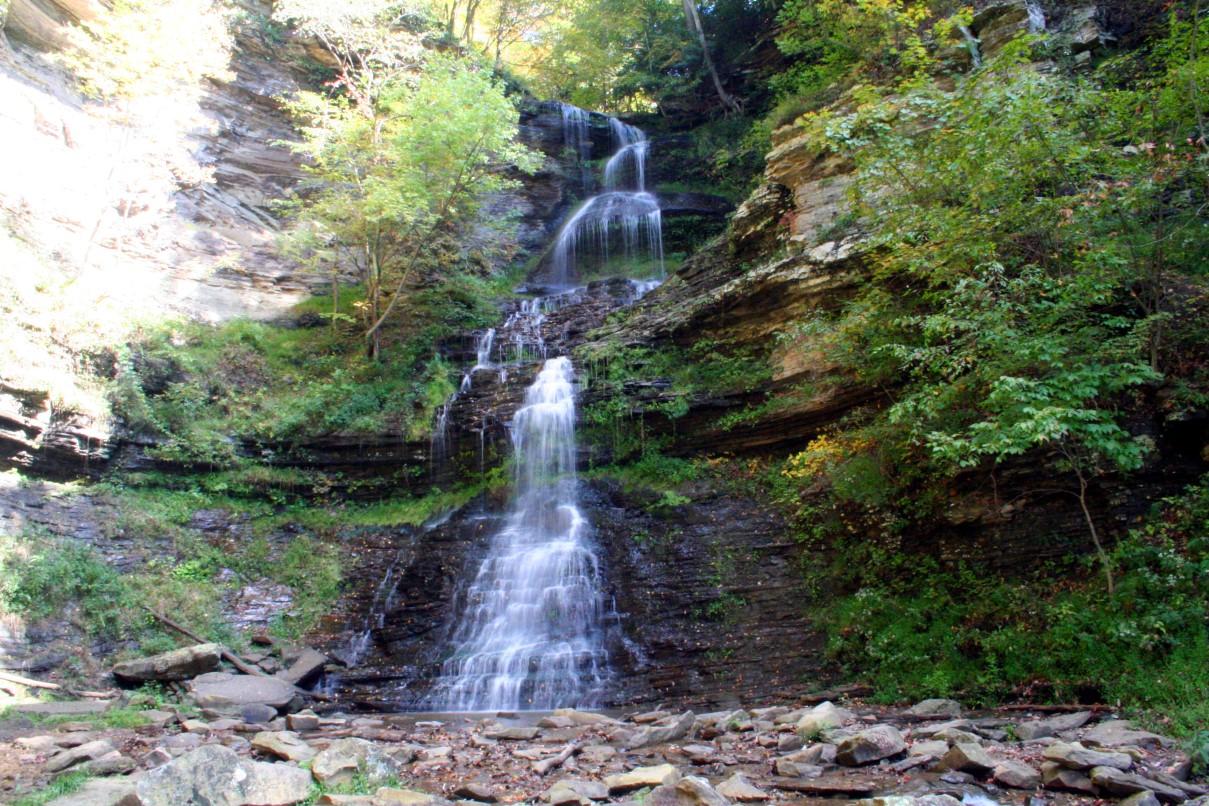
[
  {"xmin": 680, "ymin": 0, "xmax": 741, "ymax": 114},
  {"xmin": 281, "ymin": 54, "xmax": 540, "ymax": 358}
]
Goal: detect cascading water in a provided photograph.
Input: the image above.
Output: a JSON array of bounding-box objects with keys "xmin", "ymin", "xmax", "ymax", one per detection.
[
  {"xmin": 550, "ymin": 113, "xmax": 664, "ymax": 286},
  {"xmin": 427, "ymin": 356, "xmax": 608, "ymax": 711},
  {"xmin": 1026, "ymin": 1, "xmax": 1046, "ymax": 33},
  {"xmin": 560, "ymin": 103, "xmax": 593, "ymax": 193}
]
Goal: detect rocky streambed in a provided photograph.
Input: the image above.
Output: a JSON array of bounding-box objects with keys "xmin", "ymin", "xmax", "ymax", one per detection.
[{"xmin": 2, "ymin": 663, "xmax": 1204, "ymax": 806}]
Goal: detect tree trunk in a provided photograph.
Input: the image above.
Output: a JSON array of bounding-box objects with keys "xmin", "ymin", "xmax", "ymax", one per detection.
[
  {"xmin": 681, "ymin": 0, "xmax": 741, "ymax": 115},
  {"xmin": 1076, "ymin": 469, "xmax": 1114, "ymax": 595}
]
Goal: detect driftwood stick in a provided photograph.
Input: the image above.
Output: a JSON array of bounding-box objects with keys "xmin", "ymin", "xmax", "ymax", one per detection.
[
  {"xmin": 535, "ymin": 742, "xmax": 581, "ymax": 776},
  {"xmin": 0, "ymin": 670, "xmax": 113, "ymax": 699},
  {"xmin": 0, "ymin": 670, "xmax": 63, "ymax": 690},
  {"xmin": 994, "ymin": 704, "xmax": 1111, "ymax": 713},
  {"xmin": 141, "ymin": 605, "xmax": 267, "ymax": 678}
]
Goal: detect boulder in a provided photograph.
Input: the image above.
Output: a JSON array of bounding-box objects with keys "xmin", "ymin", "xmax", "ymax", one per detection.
[
  {"xmin": 113, "ymin": 643, "xmax": 222, "ymax": 683},
  {"xmin": 1017, "ymin": 711, "xmax": 1095, "ymax": 740},
  {"xmin": 797, "ymin": 701, "xmax": 853, "ymax": 736},
  {"xmin": 452, "ymin": 783, "xmax": 497, "ymax": 803},
  {"xmin": 936, "ymin": 742, "xmax": 994, "ymax": 776},
  {"xmin": 1043, "ymin": 742, "xmax": 1133, "ymax": 771},
  {"xmin": 46, "ymin": 740, "xmax": 116, "ymax": 773},
  {"xmin": 1082, "ymin": 721, "xmax": 1173, "ymax": 750},
  {"xmin": 716, "ymin": 773, "xmax": 770, "ymax": 802},
  {"xmin": 189, "ymin": 672, "xmax": 299, "ymax": 714},
  {"xmin": 906, "ymin": 699, "xmax": 963, "ymax": 718},
  {"xmin": 135, "ymin": 744, "xmax": 313, "ymax": 806},
  {"xmin": 837, "ymin": 725, "xmax": 907, "ymax": 766},
  {"xmin": 251, "ymin": 731, "xmax": 317, "ymax": 763},
  {"xmin": 626, "ymin": 711, "xmax": 695, "ymax": 750},
  {"xmin": 993, "ymin": 760, "xmax": 1042, "ymax": 789},
  {"xmin": 241, "ymin": 703, "xmax": 279, "ymax": 725},
  {"xmin": 372, "ymin": 789, "xmax": 454, "ymax": 806},
  {"xmin": 646, "ymin": 775, "xmax": 728, "ymax": 806},
  {"xmin": 1041, "ymin": 761, "xmax": 1097, "ymax": 794},
  {"xmin": 1120, "ymin": 794, "xmax": 1164, "ymax": 806},
  {"xmin": 552, "ymin": 709, "xmax": 621, "ymax": 726},
  {"xmin": 545, "ymin": 779, "xmax": 608, "ymax": 803},
  {"xmin": 276, "ymin": 648, "xmax": 328, "ymax": 688},
  {"xmin": 311, "ymin": 737, "xmax": 400, "ymax": 789},
  {"xmin": 605, "ymin": 764, "xmax": 681, "ymax": 795},
  {"xmin": 286, "ymin": 710, "xmax": 321, "ymax": 732},
  {"xmin": 1089, "ymin": 767, "xmax": 1188, "ymax": 802}
]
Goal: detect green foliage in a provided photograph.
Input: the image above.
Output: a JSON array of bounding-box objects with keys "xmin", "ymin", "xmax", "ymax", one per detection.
[
  {"xmin": 820, "ymin": 476, "xmax": 1209, "ymax": 733},
  {"xmin": 280, "ymin": 50, "xmax": 540, "ymax": 356},
  {"xmin": 8, "ymin": 771, "xmax": 91, "ymax": 806}
]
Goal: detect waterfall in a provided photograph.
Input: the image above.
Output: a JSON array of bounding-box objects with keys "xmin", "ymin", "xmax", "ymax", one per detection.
[
  {"xmin": 958, "ymin": 24, "xmax": 983, "ymax": 69},
  {"xmin": 1026, "ymin": 1, "xmax": 1046, "ymax": 33},
  {"xmin": 559, "ymin": 103, "xmax": 593, "ymax": 193},
  {"xmin": 550, "ymin": 113, "xmax": 664, "ymax": 286},
  {"xmin": 427, "ymin": 356, "xmax": 609, "ymax": 711}
]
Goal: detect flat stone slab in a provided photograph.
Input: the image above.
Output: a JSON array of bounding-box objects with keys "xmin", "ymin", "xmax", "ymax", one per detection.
[
  {"xmin": 189, "ymin": 672, "xmax": 297, "ymax": 712},
  {"xmin": 769, "ymin": 775, "xmax": 880, "ymax": 796},
  {"xmin": 9, "ymin": 701, "xmax": 111, "ymax": 716},
  {"xmin": 45, "ymin": 777, "xmax": 139, "ymax": 806}
]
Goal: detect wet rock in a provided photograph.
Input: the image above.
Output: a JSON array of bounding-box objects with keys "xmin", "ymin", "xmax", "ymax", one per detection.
[
  {"xmin": 837, "ymin": 725, "xmax": 907, "ymax": 766},
  {"xmin": 797, "ymin": 701, "xmax": 853, "ymax": 735},
  {"xmin": 113, "ymin": 643, "xmax": 222, "ymax": 683},
  {"xmin": 1082, "ymin": 721, "xmax": 1173, "ymax": 750},
  {"xmin": 135, "ymin": 744, "xmax": 313, "ymax": 806},
  {"xmin": 453, "ymin": 783, "xmax": 497, "ymax": 803},
  {"xmin": 993, "ymin": 760, "xmax": 1042, "ymax": 789},
  {"xmin": 241, "ymin": 703, "xmax": 279, "ymax": 725},
  {"xmin": 1016, "ymin": 711, "xmax": 1094, "ymax": 740},
  {"xmin": 1043, "ymin": 742, "xmax": 1133, "ymax": 771},
  {"xmin": 853, "ymin": 797, "xmax": 963, "ymax": 806},
  {"xmin": 626, "ymin": 711, "xmax": 695, "ymax": 750},
  {"xmin": 906, "ymin": 699, "xmax": 963, "ymax": 718},
  {"xmin": 276, "ymin": 648, "xmax": 328, "ymax": 688},
  {"xmin": 252, "ymin": 730, "xmax": 317, "ymax": 763},
  {"xmin": 312, "ymin": 737, "xmax": 401, "ymax": 789},
  {"xmin": 936, "ymin": 742, "xmax": 994, "ymax": 775},
  {"xmin": 190, "ymin": 672, "xmax": 299, "ymax": 714},
  {"xmin": 770, "ymin": 774, "xmax": 878, "ymax": 796},
  {"xmin": 46, "ymin": 739, "xmax": 116, "ymax": 773},
  {"xmin": 716, "ymin": 772, "xmax": 770, "ymax": 801},
  {"xmin": 1041, "ymin": 761, "xmax": 1097, "ymax": 794},
  {"xmin": 1090, "ymin": 767, "xmax": 1188, "ymax": 802},
  {"xmin": 605, "ymin": 764, "xmax": 681, "ymax": 794}
]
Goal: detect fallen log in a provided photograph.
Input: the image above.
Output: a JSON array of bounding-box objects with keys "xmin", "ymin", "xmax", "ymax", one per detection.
[
  {"xmin": 0, "ymin": 670, "xmax": 114, "ymax": 699},
  {"xmin": 534, "ymin": 742, "xmax": 581, "ymax": 776}
]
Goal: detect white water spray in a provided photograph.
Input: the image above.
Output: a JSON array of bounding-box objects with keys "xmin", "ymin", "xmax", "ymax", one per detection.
[{"xmin": 427, "ymin": 357, "xmax": 608, "ymax": 711}]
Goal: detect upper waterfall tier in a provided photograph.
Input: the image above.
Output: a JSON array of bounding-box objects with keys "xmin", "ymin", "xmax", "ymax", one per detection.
[{"xmin": 548, "ymin": 105, "xmax": 664, "ymax": 286}]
